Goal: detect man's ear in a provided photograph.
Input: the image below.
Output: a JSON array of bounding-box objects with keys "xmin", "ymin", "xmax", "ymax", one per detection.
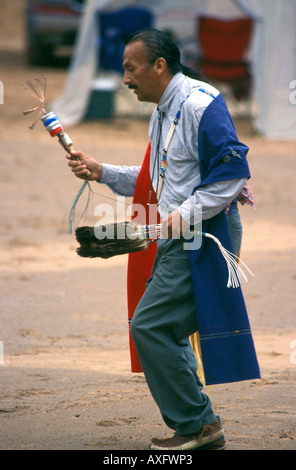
[{"xmin": 154, "ymin": 57, "xmax": 167, "ymax": 74}]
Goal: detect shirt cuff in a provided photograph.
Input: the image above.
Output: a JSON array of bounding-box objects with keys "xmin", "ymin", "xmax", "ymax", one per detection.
[
  {"xmin": 99, "ymin": 163, "xmax": 120, "ymax": 184},
  {"xmin": 178, "ymin": 195, "xmax": 202, "ymax": 226}
]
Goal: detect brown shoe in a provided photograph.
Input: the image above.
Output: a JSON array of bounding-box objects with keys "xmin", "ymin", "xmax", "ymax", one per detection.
[{"xmin": 149, "ymin": 419, "xmax": 225, "ymax": 451}]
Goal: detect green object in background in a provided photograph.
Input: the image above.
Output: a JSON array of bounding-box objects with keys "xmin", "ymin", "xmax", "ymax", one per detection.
[{"xmin": 84, "ymin": 78, "xmax": 117, "ymax": 120}]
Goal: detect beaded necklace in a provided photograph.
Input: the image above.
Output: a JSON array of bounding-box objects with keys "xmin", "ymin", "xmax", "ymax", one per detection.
[{"xmin": 155, "ymin": 86, "xmax": 215, "ymax": 202}]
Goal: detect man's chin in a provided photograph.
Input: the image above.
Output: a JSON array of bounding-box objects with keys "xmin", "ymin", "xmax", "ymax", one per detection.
[
  {"xmin": 131, "ymin": 89, "xmax": 149, "ymax": 103},
  {"xmin": 136, "ymin": 94, "xmax": 148, "ymax": 102},
  {"xmin": 133, "ymin": 89, "xmax": 141, "ymax": 101}
]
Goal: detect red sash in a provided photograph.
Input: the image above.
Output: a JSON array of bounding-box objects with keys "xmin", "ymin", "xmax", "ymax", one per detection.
[{"xmin": 127, "ymin": 143, "xmax": 160, "ymax": 372}]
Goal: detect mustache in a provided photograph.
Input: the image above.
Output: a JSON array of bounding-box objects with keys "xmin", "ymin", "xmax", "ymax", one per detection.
[{"xmin": 128, "ymin": 84, "xmax": 138, "ymax": 90}]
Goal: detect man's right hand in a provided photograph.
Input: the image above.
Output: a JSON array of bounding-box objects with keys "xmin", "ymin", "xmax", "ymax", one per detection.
[{"xmin": 66, "ymin": 150, "xmax": 103, "ymax": 181}]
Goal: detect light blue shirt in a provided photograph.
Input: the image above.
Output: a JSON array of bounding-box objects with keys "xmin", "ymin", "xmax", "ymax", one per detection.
[{"xmin": 100, "ymin": 73, "xmax": 246, "ymax": 223}]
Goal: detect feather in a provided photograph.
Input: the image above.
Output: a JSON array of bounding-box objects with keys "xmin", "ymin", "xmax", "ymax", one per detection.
[
  {"xmin": 75, "ymin": 223, "xmax": 148, "ymax": 258},
  {"xmin": 75, "ymin": 223, "xmax": 254, "ymax": 288}
]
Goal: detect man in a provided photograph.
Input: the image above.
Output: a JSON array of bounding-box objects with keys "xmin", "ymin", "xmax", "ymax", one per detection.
[{"xmin": 67, "ymin": 29, "xmax": 260, "ymax": 450}]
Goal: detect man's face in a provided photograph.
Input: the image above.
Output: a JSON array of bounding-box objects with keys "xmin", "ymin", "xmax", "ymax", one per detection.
[{"xmin": 123, "ymin": 40, "xmax": 162, "ymax": 104}]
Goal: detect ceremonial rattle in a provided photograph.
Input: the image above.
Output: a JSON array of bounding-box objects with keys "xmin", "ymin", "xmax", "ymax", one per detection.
[
  {"xmin": 23, "ymin": 75, "xmax": 91, "ymax": 232},
  {"xmin": 23, "ymin": 75, "xmax": 91, "ymax": 177}
]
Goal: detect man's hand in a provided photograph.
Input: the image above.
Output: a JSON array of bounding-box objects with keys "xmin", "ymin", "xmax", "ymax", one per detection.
[
  {"xmin": 66, "ymin": 150, "xmax": 103, "ymax": 181},
  {"xmin": 161, "ymin": 209, "xmax": 189, "ymax": 239}
]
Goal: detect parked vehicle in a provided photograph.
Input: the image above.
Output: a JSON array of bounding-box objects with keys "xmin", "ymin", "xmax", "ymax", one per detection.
[{"xmin": 25, "ymin": 0, "xmax": 85, "ymax": 65}]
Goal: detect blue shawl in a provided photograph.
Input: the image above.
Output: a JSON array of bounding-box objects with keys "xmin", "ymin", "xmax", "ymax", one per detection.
[{"xmin": 189, "ymin": 93, "xmax": 260, "ymax": 385}]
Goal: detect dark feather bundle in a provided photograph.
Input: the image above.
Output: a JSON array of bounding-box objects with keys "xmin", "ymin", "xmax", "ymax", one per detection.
[
  {"xmin": 75, "ymin": 223, "xmax": 254, "ymax": 289},
  {"xmin": 75, "ymin": 222, "xmax": 148, "ymax": 259}
]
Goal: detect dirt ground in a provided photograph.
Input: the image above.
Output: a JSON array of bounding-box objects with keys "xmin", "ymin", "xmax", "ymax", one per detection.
[{"xmin": 0, "ymin": 1, "xmax": 296, "ymax": 452}]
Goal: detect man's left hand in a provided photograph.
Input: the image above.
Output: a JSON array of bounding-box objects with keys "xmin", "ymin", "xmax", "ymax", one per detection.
[{"xmin": 161, "ymin": 210, "xmax": 189, "ymax": 239}]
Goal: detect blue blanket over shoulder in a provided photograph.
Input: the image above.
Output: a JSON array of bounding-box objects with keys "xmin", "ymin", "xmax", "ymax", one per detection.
[{"xmin": 189, "ymin": 93, "xmax": 260, "ymax": 385}]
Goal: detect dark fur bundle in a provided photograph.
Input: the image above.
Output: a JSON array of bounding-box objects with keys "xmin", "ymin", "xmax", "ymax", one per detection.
[{"xmin": 75, "ymin": 223, "xmax": 148, "ymax": 259}]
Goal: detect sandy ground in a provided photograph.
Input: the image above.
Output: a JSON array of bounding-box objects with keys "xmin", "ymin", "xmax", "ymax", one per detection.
[{"xmin": 0, "ymin": 1, "xmax": 296, "ymax": 452}]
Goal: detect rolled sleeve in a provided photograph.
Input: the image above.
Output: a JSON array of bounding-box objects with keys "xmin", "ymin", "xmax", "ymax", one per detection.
[
  {"xmin": 179, "ymin": 178, "xmax": 247, "ymax": 225},
  {"xmin": 99, "ymin": 164, "xmax": 141, "ymax": 197}
]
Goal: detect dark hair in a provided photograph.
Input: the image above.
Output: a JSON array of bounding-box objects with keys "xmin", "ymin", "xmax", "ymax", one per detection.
[{"xmin": 125, "ymin": 28, "xmax": 201, "ymax": 79}]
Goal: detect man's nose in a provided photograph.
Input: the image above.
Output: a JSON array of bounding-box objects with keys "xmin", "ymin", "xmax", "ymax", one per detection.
[{"xmin": 123, "ymin": 70, "xmax": 130, "ymax": 85}]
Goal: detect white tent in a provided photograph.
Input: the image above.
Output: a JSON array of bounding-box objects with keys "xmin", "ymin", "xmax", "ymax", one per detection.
[{"xmin": 52, "ymin": 0, "xmax": 296, "ymax": 140}]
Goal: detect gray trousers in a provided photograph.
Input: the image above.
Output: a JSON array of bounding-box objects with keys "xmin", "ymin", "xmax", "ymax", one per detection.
[
  {"xmin": 227, "ymin": 211, "xmax": 243, "ymax": 257},
  {"xmin": 130, "ymin": 238, "xmax": 217, "ymax": 435}
]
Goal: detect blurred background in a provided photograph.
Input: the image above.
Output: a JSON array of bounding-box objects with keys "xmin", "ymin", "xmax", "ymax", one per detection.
[{"xmin": 2, "ymin": 0, "xmax": 296, "ymax": 137}]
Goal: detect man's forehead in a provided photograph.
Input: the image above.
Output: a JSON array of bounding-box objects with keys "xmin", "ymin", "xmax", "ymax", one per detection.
[{"xmin": 123, "ymin": 40, "xmax": 148, "ymax": 65}]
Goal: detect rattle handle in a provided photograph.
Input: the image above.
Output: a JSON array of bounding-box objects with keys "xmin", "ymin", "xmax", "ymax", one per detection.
[
  {"xmin": 58, "ymin": 132, "xmax": 91, "ymax": 178},
  {"xmin": 40, "ymin": 111, "xmax": 91, "ymax": 178}
]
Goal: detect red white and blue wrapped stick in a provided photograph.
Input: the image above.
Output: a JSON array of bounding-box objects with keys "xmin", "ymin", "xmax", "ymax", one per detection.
[{"xmin": 23, "ymin": 76, "xmax": 91, "ymax": 233}]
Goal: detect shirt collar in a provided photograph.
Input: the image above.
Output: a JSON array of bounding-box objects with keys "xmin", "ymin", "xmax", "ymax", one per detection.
[{"xmin": 157, "ymin": 72, "xmax": 185, "ymax": 115}]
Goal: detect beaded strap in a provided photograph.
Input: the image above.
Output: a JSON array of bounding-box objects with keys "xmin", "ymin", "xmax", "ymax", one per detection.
[
  {"xmin": 156, "ymin": 86, "xmax": 215, "ymax": 202},
  {"xmin": 156, "ymin": 95, "xmax": 189, "ymax": 201}
]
